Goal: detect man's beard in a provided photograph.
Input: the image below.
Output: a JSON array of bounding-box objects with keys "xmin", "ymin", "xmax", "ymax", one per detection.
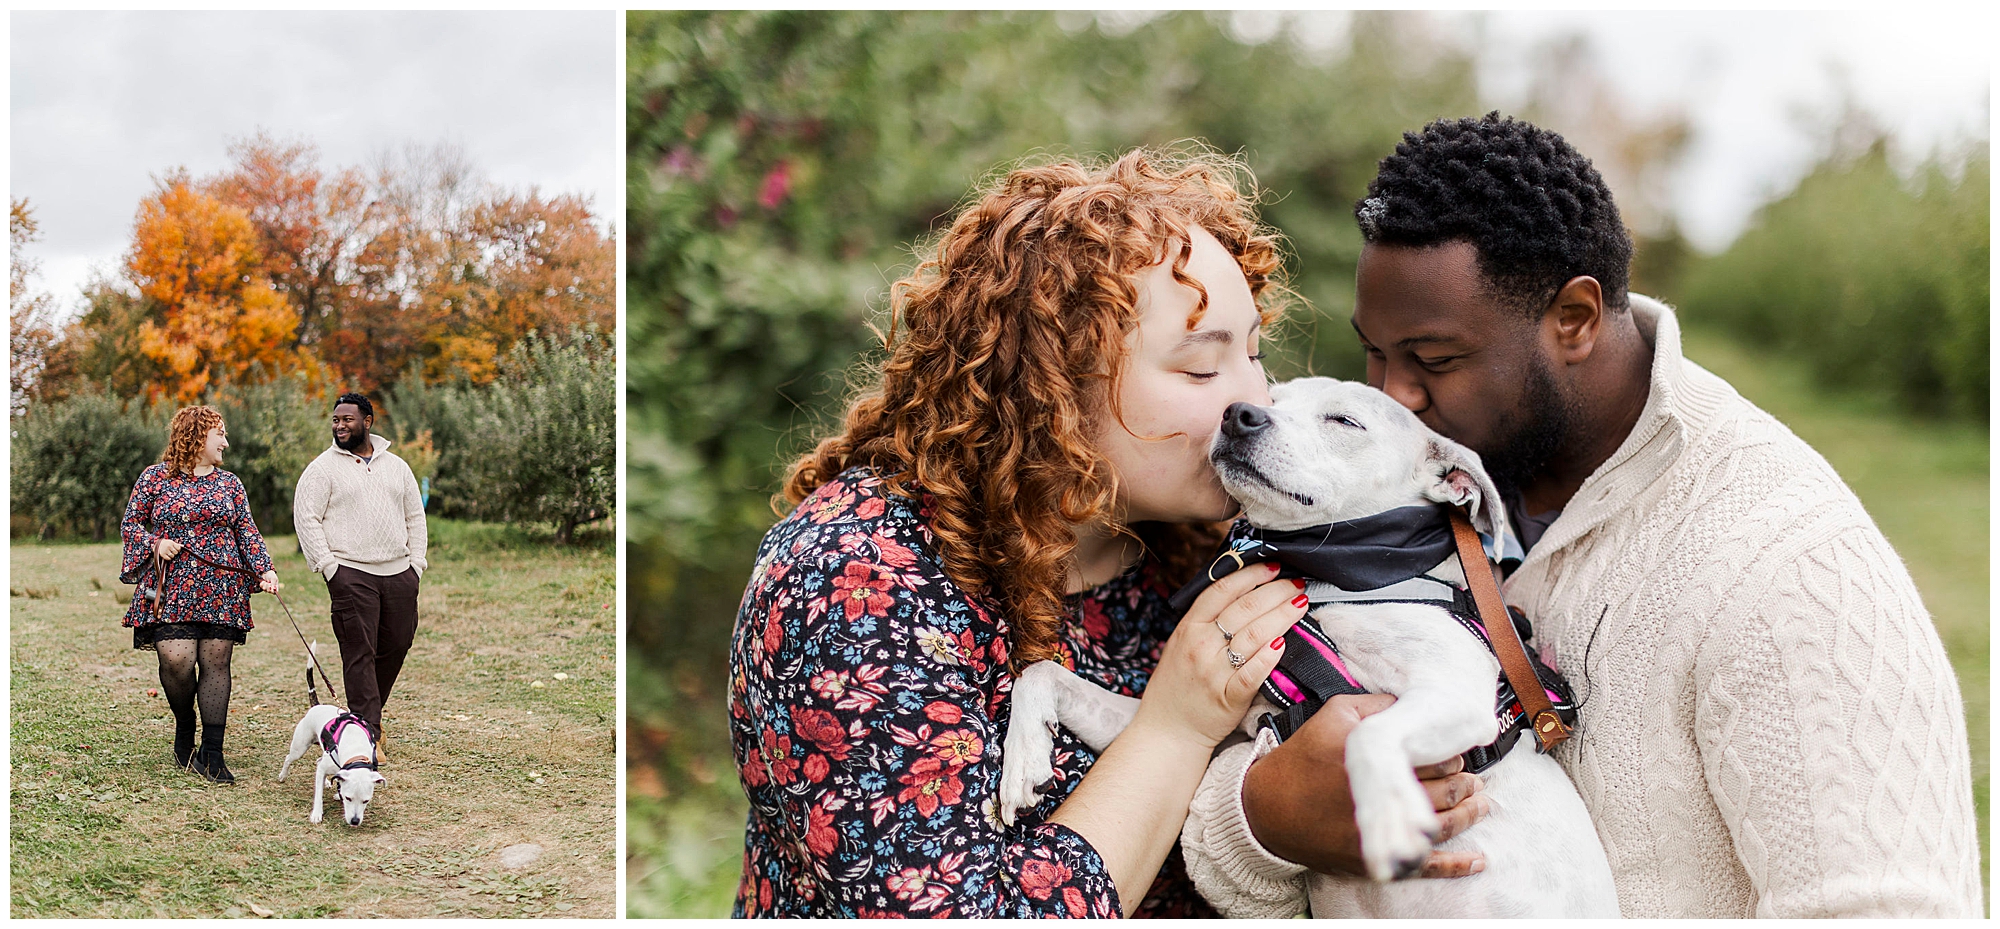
[
  {"xmin": 335, "ymin": 427, "xmax": 371, "ymax": 453},
  {"xmin": 1476, "ymin": 355, "xmax": 1579, "ymax": 496}
]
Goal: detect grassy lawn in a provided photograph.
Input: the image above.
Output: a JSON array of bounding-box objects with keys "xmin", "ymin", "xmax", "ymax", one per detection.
[
  {"xmin": 10, "ymin": 519, "xmax": 617, "ymax": 918},
  {"xmin": 1681, "ymin": 327, "xmax": 1989, "ymax": 903},
  {"xmin": 624, "ymin": 329, "xmax": 1990, "ymax": 916}
]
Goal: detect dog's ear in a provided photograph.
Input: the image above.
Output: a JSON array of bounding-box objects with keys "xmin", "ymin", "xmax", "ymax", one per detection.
[{"xmin": 1420, "ymin": 434, "xmax": 1505, "ymax": 538}]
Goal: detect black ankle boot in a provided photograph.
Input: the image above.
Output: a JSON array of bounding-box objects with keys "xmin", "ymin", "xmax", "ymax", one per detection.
[
  {"xmin": 171, "ymin": 709, "xmax": 197, "ymax": 768},
  {"xmin": 194, "ymin": 724, "xmax": 234, "ymax": 784}
]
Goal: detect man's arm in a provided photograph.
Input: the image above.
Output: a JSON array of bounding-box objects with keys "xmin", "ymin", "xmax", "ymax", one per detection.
[
  {"xmin": 1180, "ymin": 694, "xmax": 1489, "ymax": 916},
  {"xmin": 1695, "ymin": 525, "xmax": 1981, "ymax": 917},
  {"xmin": 292, "ymin": 460, "xmax": 335, "ymax": 579},
  {"xmin": 401, "ymin": 460, "xmax": 427, "ymax": 576}
]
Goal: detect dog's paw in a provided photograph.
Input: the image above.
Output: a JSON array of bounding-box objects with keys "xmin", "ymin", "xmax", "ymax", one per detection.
[
  {"xmin": 997, "ymin": 718, "xmax": 1058, "ymax": 826},
  {"xmin": 309, "ymin": 810, "xmax": 323, "ymax": 824},
  {"xmin": 1356, "ymin": 778, "xmax": 1442, "ymax": 882}
]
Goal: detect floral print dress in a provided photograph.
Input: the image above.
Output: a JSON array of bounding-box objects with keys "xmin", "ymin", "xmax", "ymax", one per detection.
[
  {"xmin": 119, "ymin": 463, "xmax": 275, "ymax": 648},
  {"xmin": 728, "ymin": 468, "xmax": 1220, "ymax": 918}
]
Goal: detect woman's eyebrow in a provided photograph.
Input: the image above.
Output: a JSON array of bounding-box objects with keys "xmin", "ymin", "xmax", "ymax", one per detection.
[{"xmin": 1174, "ymin": 328, "xmax": 1233, "ymax": 349}]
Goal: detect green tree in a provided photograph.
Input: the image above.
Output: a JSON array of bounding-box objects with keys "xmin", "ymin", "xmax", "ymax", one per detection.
[
  {"xmin": 441, "ymin": 327, "xmax": 615, "ymax": 543},
  {"xmin": 1679, "ymin": 140, "xmax": 1989, "ymax": 418},
  {"xmin": 10, "ymin": 390, "xmax": 163, "ymax": 541},
  {"xmin": 207, "ymin": 369, "xmax": 336, "ymax": 536}
]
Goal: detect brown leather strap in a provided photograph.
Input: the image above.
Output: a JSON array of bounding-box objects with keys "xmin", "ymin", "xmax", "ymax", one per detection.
[{"xmin": 1448, "ymin": 506, "xmax": 1571, "ymax": 753}]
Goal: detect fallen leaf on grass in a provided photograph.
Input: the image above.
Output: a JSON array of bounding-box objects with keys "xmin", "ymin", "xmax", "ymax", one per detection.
[
  {"xmin": 552, "ymin": 672, "xmax": 568, "ymax": 681},
  {"xmin": 531, "ymin": 681, "xmax": 545, "ymax": 688},
  {"xmin": 248, "ymin": 902, "xmax": 274, "ymax": 918}
]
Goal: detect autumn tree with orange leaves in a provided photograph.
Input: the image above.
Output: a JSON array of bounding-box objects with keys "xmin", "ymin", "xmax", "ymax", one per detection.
[
  {"xmin": 35, "ymin": 133, "xmax": 613, "ymax": 405},
  {"xmin": 126, "ymin": 173, "xmax": 309, "ymax": 402}
]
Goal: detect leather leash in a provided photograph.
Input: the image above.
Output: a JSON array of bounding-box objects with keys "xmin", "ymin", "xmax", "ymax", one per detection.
[
  {"xmin": 1447, "ymin": 506, "xmax": 1571, "ymax": 753},
  {"xmin": 147, "ymin": 546, "xmax": 339, "ymax": 701}
]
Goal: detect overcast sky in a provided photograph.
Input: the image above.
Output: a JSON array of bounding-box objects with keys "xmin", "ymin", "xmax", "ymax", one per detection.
[
  {"xmin": 10, "ymin": 10, "xmax": 618, "ymax": 313},
  {"xmin": 1463, "ymin": 10, "xmax": 1990, "ymax": 251},
  {"xmin": 10, "ymin": 11, "xmax": 1989, "ymax": 310}
]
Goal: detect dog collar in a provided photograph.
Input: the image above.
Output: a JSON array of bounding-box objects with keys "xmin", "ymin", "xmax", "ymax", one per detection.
[{"xmin": 1168, "ymin": 506, "xmax": 1522, "ymax": 613}]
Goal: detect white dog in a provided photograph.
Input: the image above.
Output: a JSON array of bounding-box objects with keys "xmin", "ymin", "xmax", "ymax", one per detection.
[
  {"xmin": 276, "ymin": 646, "xmax": 385, "ymax": 826},
  {"xmin": 1001, "ymin": 377, "xmax": 1617, "ymax": 918}
]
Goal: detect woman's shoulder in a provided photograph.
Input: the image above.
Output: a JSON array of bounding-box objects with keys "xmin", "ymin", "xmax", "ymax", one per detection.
[
  {"xmin": 770, "ymin": 467, "xmax": 935, "ymax": 558},
  {"xmin": 134, "ymin": 462, "xmax": 171, "ymax": 486}
]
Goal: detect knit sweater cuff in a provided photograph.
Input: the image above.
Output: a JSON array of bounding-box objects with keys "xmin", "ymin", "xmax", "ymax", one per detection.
[{"xmin": 1181, "ymin": 727, "xmax": 1310, "ymax": 917}]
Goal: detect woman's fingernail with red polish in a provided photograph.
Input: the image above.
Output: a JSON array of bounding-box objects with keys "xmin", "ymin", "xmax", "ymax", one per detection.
[
  {"xmin": 1291, "ymin": 578, "xmax": 1307, "ymax": 589},
  {"xmin": 1291, "ymin": 593, "xmax": 1308, "ymax": 608},
  {"xmin": 1267, "ymin": 562, "xmax": 1282, "ymax": 575},
  {"xmin": 1271, "ymin": 636, "xmax": 1284, "ymax": 649}
]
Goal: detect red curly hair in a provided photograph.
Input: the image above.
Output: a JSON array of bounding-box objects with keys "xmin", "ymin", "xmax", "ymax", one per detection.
[
  {"xmin": 160, "ymin": 405, "xmax": 225, "ymax": 476},
  {"xmin": 783, "ymin": 147, "xmax": 1290, "ymax": 667}
]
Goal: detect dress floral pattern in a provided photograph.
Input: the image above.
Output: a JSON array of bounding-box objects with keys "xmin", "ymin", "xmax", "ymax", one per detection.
[
  {"xmin": 728, "ymin": 468, "xmax": 1220, "ymax": 918},
  {"xmin": 119, "ymin": 463, "xmax": 275, "ymax": 639}
]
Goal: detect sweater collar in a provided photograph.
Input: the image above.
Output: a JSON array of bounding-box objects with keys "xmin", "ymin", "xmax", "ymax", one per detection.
[
  {"xmin": 1514, "ymin": 295, "xmax": 1737, "ymax": 566},
  {"xmin": 330, "ymin": 433, "xmax": 391, "ymax": 461}
]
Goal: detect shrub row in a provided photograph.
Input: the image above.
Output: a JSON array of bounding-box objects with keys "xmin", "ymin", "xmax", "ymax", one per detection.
[
  {"xmin": 10, "ymin": 327, "xmax": 613, "ymax": 543},
  {"xmin": 1676, "ymin": 144, "xmax": 1988, "ymax": 419}
]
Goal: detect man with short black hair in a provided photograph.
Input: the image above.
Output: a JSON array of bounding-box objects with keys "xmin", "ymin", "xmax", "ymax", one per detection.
[
  {"xmin": 1182, "ymin": 113, "xmax": 1979, "ymax": 917},
  {"xmin": 294, "ymin": 391, "xmax": 427, "ymax": 757}
]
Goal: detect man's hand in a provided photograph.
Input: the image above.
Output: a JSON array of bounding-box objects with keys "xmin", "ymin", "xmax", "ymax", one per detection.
[{"xmin": 1242, "ymin": 693, "xmax": 1489, "ymax": 878}]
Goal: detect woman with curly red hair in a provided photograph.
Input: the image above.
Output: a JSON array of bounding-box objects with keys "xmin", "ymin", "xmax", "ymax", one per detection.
[
  {"xmin": 729, "ymin": 148, "xmax": 1323, "ymax": 916},
  {"xmin": 119, "ymin": 405, "xmax": 282, "ymax": 783}
]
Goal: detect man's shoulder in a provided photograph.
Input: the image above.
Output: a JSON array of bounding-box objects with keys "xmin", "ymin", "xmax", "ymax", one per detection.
[{"xmin": 1657, "ymin": 384, "xmax": 1893, "ymax": 577}]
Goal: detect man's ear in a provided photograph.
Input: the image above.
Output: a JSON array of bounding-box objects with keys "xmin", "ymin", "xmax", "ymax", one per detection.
[
  {"xmin": 1547, "ymin": 275, "xmax": 1605, "ymax": 364},
  {"xmin": 1419, "ymin": 435, "xmax": 1504, "ymax": 538}
]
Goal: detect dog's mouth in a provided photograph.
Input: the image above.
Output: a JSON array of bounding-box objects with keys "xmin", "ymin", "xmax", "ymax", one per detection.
[{"xmin": 1212, "ymin": 450, "xmax": 1316, "ymax": 509}]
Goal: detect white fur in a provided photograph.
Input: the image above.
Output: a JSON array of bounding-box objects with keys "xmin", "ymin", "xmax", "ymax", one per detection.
[
  {"xmin": 1000, "ymin": 377, "xmax": 1617, "ymax": 917},
  {"xmin": 277, "ymin": 702, "xmax": 385, "ymax": 826}
]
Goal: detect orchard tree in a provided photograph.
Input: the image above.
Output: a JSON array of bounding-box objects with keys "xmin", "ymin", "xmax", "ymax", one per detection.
[{"xmin": 126, "ymin": 175, "xmax": 306, "ymax": 402}]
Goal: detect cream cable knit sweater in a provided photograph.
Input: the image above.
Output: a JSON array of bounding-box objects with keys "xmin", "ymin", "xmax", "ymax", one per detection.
[
  {"xmin": 293, "ymin": 433, "xmax": 429, "ymax": 581},
  {"xmin": 1179, "ymin": 297, "xmax": 1982, "ymax": 918}
]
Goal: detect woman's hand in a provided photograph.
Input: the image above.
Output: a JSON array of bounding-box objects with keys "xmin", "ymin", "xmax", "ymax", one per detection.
[
  {"xmin": 1242, "ymin": 693, "xmax": 1490, "ymax": 878},
  {"xmin": 259, "ymin": 571, "xmax": 282, "ymax": 594},
  {"xmin": 155, "ymin": 538, "xmax": 183, "ymax": 560},
  {"xmin": 1131, "ymin": 561, "xmax": 1308, "ymax": 748}
]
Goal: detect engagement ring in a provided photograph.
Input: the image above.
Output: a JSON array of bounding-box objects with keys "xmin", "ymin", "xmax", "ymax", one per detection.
[{"xmin": 1226, "ymin": 648, "xmax": 1245, "ymax": 668}]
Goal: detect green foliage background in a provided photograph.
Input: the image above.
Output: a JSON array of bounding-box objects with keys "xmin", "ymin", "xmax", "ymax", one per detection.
[
  {"xmin": 1675, "ymin": 142, "xmax": 1989, "ymax": 418},
  {"xmin": 624, "ymin": 10, "xmax": 1988, "ymax": 915},
  {"xmin": 10, "ymin": 327, "xmax": 615, "ymax": 544}
]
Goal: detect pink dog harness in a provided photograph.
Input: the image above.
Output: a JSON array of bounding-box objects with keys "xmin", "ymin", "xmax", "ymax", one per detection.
[{"xmin": 319, "ymin": 712, "xmax": 378, "ymax": 770}]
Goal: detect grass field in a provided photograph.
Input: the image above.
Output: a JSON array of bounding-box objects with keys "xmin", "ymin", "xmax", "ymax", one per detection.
[
  {"xmin": 624, "ymin": 329, "xmax": 1991, "ymax": 916},
  {"xmin": 10, "ymin": 519, "xmax": 617, "ymax": 918}
]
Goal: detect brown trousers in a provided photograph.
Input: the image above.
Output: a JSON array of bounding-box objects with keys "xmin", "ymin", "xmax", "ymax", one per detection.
[{"xmin": 326, "ymin": 565, "xmax": 420, "ymax": 733}]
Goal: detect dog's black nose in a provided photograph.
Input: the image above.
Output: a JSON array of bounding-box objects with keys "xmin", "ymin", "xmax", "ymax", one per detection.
[{"xmin": 1220, "ymin": 402, "xmax": 1271, "ymax": 438}]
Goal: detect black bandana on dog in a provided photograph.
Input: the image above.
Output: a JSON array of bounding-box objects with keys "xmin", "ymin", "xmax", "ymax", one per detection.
[{"xmin": 1168, "ymin": 505, "xmax": 1458, "ymax": 613}]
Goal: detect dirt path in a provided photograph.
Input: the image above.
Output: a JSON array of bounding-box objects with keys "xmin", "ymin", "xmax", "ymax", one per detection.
[{"xmin": 10, "ymin": 524, "xmax": 616, "ymax": 918}]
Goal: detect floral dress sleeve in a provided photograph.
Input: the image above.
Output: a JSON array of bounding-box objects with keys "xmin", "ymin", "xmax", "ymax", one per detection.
[
  {"xmin": 118, "ymin": 465, "xmax": 165, "ymax": 585},
  {"xmin": 228, "ymin": 473, "xmax": 275, "ymax": 576},
  {"xmin": 730, "ymin": 476, "xmax": 1120, "ymax": 918}
]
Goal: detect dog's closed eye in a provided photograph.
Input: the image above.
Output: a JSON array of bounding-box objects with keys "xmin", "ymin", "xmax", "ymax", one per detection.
[{"xmin": 1322, "ymin": 414, "xmax": 1365, "ymax": 430}]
